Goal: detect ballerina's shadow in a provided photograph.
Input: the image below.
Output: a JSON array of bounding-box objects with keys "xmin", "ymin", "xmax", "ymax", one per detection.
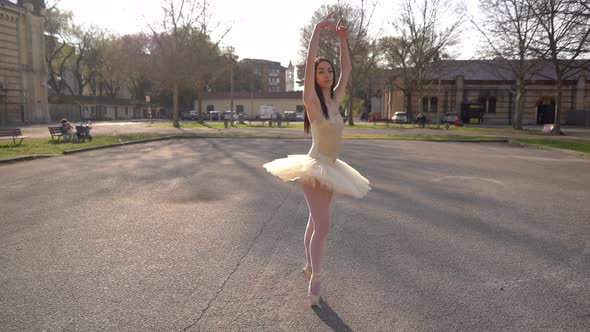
[{"xmin": 312, "ymin": 298, "xmax": 353, "ymax": 332}]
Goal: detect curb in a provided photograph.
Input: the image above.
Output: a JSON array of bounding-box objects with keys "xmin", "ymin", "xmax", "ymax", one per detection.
[
  {"xmin": 0, "ymin": 154, "xmax": 55, "ymax": 164},
  {"xmin": 1, "ymin": 136, "xmax": 587, "ymax": 165}
]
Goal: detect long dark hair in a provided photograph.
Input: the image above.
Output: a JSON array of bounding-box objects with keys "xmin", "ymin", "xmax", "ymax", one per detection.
[{"xmin": 304, "ymin": 57, "xmax": 337, "ymax": 134}]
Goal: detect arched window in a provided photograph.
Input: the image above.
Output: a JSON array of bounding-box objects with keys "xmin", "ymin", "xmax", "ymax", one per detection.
[
  {"xmin": 422, "ymin": 97, "xmax": 429, "ymax": 113},
  {"xmin": 430, "ymin": 97, "xmax": 438, "ymax": 114}
]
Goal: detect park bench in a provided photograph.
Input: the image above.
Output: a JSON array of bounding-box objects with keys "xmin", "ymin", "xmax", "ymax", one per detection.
[
  {"xmin": 0, "ymin": 128, "xmax": 28, "ymax": 145},
  {"xmin": 48, "ymin": 126, "xmax": 65, "ymax": 142}
]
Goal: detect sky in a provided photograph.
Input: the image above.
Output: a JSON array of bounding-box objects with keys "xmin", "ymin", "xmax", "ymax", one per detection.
[{"xmin": 37, "ymin": 0, "xmax": 483, "ymax": 82}]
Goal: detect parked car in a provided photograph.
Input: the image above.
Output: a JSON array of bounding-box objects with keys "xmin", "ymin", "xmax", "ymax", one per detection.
[
  {"xmin": 392, "ymin": 112, "xmax": 408, "ymax": 123},
  {"xmin": 442, "ymin": 112, "xmax": 458, "ymax": 124},
  {"xmin": 224, "ymin": 110, "xmax": 240, "ymax": 121},
  {"xmin": 283, "ymin": 111, "xmax": 296, "ymax": 121},
  {"xmin": 181, "ymin": 110, "xmax": 198, "ymax": 120},
  {"xmin": 360, "ymin": 111, "xmax": 369, "ymax": 121},
  {"xmin": 295, "ymin": 112, "xmax": 304, "ymax": 121},
  {"xmin": 209, "ymin": 111, "xmax": 221, "ymax": 121}
]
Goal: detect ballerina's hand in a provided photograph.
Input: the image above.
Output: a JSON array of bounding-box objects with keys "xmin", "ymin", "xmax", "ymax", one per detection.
[
  {"xmin": 316, "ymin": 12, "xmax": 337, "ymax": 30},
  {"xmin": 336, "ymin": 18, "xmax": 348, "ymax": 38}
]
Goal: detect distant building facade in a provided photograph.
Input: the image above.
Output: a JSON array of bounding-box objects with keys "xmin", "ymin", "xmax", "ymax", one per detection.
[
  {"xmin": 201, "ymin": 91, "xmax": 303, "ymax": 118},
  {"xmin": 0, "ymin": 0, "xmax": 49, "ymax": 125},
  {"xmin": 242, "ymin": 59, "xmax": 287, "ymax": 93},
  {"xmin": 377, "ymin": 60, "xmax": 590, "ymax": 126}
]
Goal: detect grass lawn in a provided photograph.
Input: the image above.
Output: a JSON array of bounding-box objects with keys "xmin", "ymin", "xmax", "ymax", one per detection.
[
  {"xmin": 2, "ymin": 129, "xmax": 588, "ymax": 162},
  {"xmin": 0, "ymin": 133, "xmax": 172, "ymax": 161},
  {"xmin": 146, "ymin": 120, "xmax": 552, "ymax": 136},
  {"xmin": 146, "ymin": 121, "xmax": 305, "ymax": 129},
  {"xmin": 514, "ymin": 138, "xmax": 590, "ymax": 154},
  {"xmin": 343, "ymin": 134, "xmax": 506, "ymax": 141}
]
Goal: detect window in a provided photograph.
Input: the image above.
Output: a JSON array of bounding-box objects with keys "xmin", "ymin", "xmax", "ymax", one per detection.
[
  {"xmin": 207, "ymin": 105, "xmax": 215, "ymax": 112},
  {"xmin": 488, "ymin": 97, "xmax": 496, "ymax": 113},
  {"xmin": 125, "ymin": 106, "xmax": 129, "ymax": 115},
  {"xmin": 430, "ymin": 97, "xmax": 438, "ymax": 114},
  {"xmin": 296, "ymin": 105, "xmax": 304, "ymax": 112},
  {"xmin": 236, "ymin": 105, "xmax": 244, "ymax": 113},
  {"xmin": 478, "ymin": 96, "xmax": 486, "ymax": 109},
  {"xmin": 479, "ymin": 97, "xmax": 497, "ymax": 113},
  {"xmin": 422, "ymin": 97, "xmax": 429, "ymax": 113}
]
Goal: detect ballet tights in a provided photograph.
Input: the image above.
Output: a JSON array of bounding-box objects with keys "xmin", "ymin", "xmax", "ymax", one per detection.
[{"xmin": 301, "ymin": 181, "xmax": 333, "ymax": 276}]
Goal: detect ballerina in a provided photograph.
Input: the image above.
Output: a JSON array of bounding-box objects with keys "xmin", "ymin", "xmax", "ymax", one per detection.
[{"xmin": 263, "ymin": 13, "xmax": 370, "ymax": 307}]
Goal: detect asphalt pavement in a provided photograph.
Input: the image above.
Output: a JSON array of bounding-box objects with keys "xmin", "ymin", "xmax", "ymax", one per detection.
[{"xmin": 1, "ymin": 138, "xmax": 589, "ymax": 331}]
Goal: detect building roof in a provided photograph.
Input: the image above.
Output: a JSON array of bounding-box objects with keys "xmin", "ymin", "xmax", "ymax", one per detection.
[
  {"xmin": 241, "ymin": 58, "xmax": 286, "ymax": 69},
  {"xmin": 0, "ymin": 0, "xmax": 17, "ymax": 6},
  {"xmin": 49, "ymin": 94, "xmax": 143, "ymax": 105},
  {"xmin": 423, "ymin": 60, "xmax": 590, "ymax": 81},
  {"xmin": 203, "ymin": 91, "xmax": 302, "ymax": 100}
]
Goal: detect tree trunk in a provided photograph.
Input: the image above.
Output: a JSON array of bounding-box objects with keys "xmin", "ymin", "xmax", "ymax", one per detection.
[
  {"xmin": 513, "ymin": 79, "xmax": 524, "ymax": 130},
  {"xmin": 347, "ymin": 95, "xmax": 354, "ymax": 125},
  {"xmin": 173, "ymin": 82, "xmax": 179, "ymax": 128},
  {"xmin": 198, "ymin": 90, "xmax": 203, "ymax": 122},
  {"xmin": 552, "ymin": 77, "xmax": 563, "ymax": 135},
  {"xmin": 347, "ymin": 75, "xmax": 354, "ymax": 126}
]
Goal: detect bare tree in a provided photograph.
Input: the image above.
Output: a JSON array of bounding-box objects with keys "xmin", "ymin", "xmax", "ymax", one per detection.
[
  {"xmin": 69, "ymin": 24, "xmax": 106, "ymax": 96},
  {"xmin": 118, "ymin": 34, "xmax": 153, "ymax": 100},
  {"xmin": 382, "ymin": 0, "xmax": 464, "ymax": 122},
  {"xmin": 298, "ymin": 0, "xmax": 378, "ymax": 125},
  {"xmin": 94, "ymin": 36, "xmax": 129, "ymax": 98},
  {"xmin": 474, "ymin": 0, "xmax": 541, "ymax": 129},
  {"xmin": 528, "ymin": 0, "xmax": 590, "ymax": 134},
  {"xmin": 210, "ymin": 59, "xmax": 262, "ymax": 92},
  {"xmin": 148, "ymin": 0, "xmax": 229, "ymax": 127},
  {"xmin": 44, "ymin": 8, "xmax": 75, "ymax": 95}
]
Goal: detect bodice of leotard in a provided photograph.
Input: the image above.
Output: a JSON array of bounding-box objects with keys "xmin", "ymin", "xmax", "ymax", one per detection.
[{"xmin": 308, "ymin": 112, "xmax": 344, "ymax": 162}]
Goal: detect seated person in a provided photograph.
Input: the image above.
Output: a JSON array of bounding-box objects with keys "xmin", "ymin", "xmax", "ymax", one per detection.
[{"xmin": 60, "ymin": 118, "xmax": 77, "ymax": 142}]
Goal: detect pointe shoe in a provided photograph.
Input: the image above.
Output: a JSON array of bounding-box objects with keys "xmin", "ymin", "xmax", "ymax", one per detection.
[
  {"xmin": 308, "ymin": 274, "xmax": 321, "ymax": 307},
  {"xmin": 302, "ymin": 266, "xmax": 312, "ymax": 280}
]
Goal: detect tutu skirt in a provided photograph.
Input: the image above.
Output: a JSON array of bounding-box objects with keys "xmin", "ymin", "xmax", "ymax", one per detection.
[{"xmin": 263, "ymin": 154, "xmax": 370, "ymax": 199}]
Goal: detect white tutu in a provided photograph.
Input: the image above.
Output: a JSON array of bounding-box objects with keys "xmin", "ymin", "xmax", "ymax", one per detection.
[{"xmin": 263, "ymin": 153, "xmax": 371, "ymax": 199}]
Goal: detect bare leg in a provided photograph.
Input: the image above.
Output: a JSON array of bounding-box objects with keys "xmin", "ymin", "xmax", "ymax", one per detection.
[
  {"xmin": 301, "ymin": 181, "xmax": 333, "ymax": 305},
  {"xmin": 304, "ymin": 212, "xmax": 314, "ymax": 270}
]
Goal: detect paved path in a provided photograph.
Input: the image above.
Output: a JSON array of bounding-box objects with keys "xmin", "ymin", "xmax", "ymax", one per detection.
[{"xmin": 1, "ymin": 139, "xmax": 589, "ymax": 331}]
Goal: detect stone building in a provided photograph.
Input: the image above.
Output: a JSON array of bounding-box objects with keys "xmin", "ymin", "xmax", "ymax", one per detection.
[
  {"xmin": 0, "ymin": 0, "xmax": 48, "ymax": 125},
  {"xmin": 378, "ymin": 60, "xmax": 590, "ymax": 125}
]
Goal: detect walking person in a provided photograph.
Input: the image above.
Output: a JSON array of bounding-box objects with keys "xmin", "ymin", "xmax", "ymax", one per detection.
[{"xmin": 263, "ymin": 13, "xmax": 370, "ymax": 307}]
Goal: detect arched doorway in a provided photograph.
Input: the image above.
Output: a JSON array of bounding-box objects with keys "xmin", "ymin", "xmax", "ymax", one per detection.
[{"xmin": 537, "ymin": 98, "xmax": 555, "ymax": 125}]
